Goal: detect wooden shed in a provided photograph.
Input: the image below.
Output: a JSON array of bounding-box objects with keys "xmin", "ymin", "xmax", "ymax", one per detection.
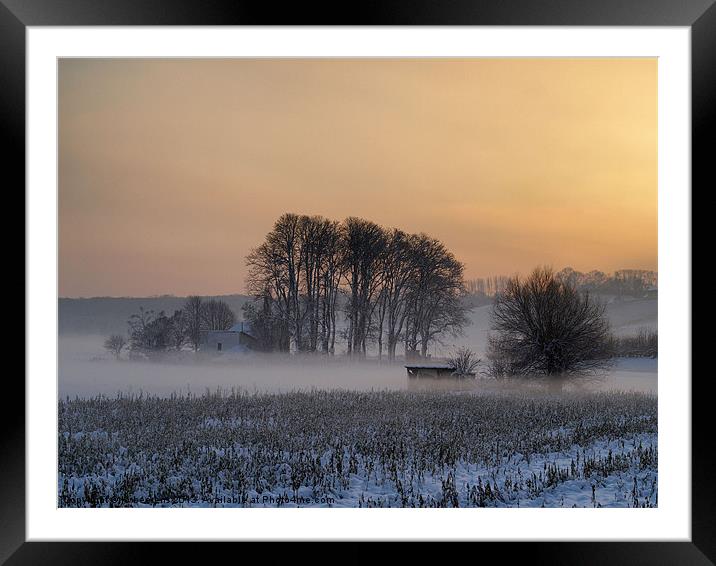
[{"xmin": 405, "ymin": 363, "xmax": 457, "ymax": 378}]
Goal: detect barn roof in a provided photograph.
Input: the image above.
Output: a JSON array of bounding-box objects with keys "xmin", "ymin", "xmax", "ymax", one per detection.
[{"xmin": 404, "ymin": 363, "xmax": 455, "ymax": 370}]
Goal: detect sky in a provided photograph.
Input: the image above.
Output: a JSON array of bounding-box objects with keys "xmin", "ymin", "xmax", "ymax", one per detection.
[{"xmin": 59, "ymin": 58, "xmax": 657, "ymax": 298}]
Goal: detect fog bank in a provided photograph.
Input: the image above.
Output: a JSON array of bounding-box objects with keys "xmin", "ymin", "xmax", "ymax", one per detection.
[{"xmin": 59, "ymin": 334, "xmax": 656, "ymax": 398}]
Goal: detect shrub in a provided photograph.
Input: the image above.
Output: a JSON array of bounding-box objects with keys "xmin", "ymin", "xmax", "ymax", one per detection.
[
  {"xmin": 487, "ymin": 267, "xmax": 613, "ymax": 377},
  {"xmin": 447, "ymin": 347, "xmax": 480, "ymax": 376}
]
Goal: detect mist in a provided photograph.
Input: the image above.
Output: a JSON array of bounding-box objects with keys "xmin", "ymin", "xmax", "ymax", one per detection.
[
  {"xmin": 59, "ymin": 336, "xmax": 405, "ymax": 397},
  {"xmin": 58, "ymin": 295, "xmax": 657, "ymax": 398},
  {"xmin": 59, "ymin": 336, "xmax": 656, "ymax": 399}
]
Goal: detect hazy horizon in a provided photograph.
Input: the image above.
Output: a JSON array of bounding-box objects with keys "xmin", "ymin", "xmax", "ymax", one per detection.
[
  {"xmin": 58, "ymin": 264, "xmax": 657, "ymax": 300},
  {"xmin": 59, "ymin": 58, "xmax": 657, "ymax": 297}
]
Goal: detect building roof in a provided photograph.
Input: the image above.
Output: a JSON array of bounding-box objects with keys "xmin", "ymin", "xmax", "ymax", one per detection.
[{"xmin": 404, "ymin": 363, "xmax": 456, "ymax": 370}]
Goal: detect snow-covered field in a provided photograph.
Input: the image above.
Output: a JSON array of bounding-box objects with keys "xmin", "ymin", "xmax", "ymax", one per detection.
[
  {"xmin": 57, "ymin": 298, "xmax": 657, "ymax": 508},
  {"xmin": 58, "ymin": 389, "xmax": 657, "ymax": 508}
]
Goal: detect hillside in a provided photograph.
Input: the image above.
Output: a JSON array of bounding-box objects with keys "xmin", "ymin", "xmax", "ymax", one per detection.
[{"xmin": 58, "ymin": 295, "xmax": 251, "ymax": 335}]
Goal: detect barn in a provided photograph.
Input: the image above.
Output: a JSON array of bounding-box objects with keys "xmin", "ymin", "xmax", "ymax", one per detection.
[
  {"xmin": 200, "ymin": 322, "xmax": 257, "ymax": 353},
  {"xmin": 405, "ymin": 363, "xmax": 458, "ymax": 378}
]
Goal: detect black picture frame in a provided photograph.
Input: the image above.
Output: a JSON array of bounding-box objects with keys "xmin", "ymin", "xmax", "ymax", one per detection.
[{"xmin": 6, "ymin": 1, "xmax": 710, "ymax": 562}]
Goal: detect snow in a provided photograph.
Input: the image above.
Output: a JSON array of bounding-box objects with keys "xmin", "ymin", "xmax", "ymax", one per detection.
[
  {"xmin": 57, "ymin": 299, "xmax": 659, "ymax": 508},
  {"xmin": 58, "ymin": 390, "xmax": 657, "ymax": 508}
]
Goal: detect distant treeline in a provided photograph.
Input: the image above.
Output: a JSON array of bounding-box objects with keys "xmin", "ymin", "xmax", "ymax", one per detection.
[
  {"xmin": 244, "ymin": 213, "xmax": 470, "ymax": 359},
  {"xmin": 608, "ymin": 328, "xmax": 658, "ymax": 359},
  {"xmin": 465, "ymin": 268, "xmax": 657, "ymax": 300},
  {"xmin": 59, "ymin": 295, "xmax": 250, "ymax": 335},
  {"xmin": 122, "ymin": 297, "xmax": 237, "ymax": 357}
]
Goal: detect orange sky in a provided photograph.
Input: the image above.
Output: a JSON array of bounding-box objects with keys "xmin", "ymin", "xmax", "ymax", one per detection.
[{"xmin": 59, "ymin": 58, "xmax": 657, "ymax": 298}]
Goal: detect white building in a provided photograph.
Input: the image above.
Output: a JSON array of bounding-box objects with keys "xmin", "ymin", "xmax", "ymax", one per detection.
[{"xmin": 200, "ymin": 322, "xmax": 257, "ymax": 353}]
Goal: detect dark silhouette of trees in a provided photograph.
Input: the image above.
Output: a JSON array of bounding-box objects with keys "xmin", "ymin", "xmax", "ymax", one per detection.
[
  {"xmin": 202, "ymin": 298, "xmax": 236, "ymax": 331},
  {"xmin": 167, "ymin": 309, "xmax": 190, "ymax": 351},
  {"xmin": 486, "ymin": 267, "xmax": 612, "ymax": 377},
  {"xmin": 246, "ymin": 213, "xmax": 302, "ymax": 352},
  {"xmin": 465, "ymin": 269, "xmax": 657, "ymax": 301},
  {"xmin": 316, "ymin": 219, "xmax": 344, "ymax": 354},
  {"xmin": 376, "ymin": 229, "xmax": 416, "ymax": 361},
  {"xmin": 126, "ymin": 300, "xmax": 236, "ymax": 356},
  {"xmin": 183, "ymin": 296, "xmax": 205, "ymax": 351},
  {"xmin": 245, "ymin": 213, "xmax": 470, "ymax": 358},
  {"xmin": 342, "ymin": 217, "xmax": 388, "ymax": 357},
  {"xmin": 241, "ymin": 297, "xmax": 287, "ymax": 352},
  {"xmin": 103, "ymin": 334, "xmax": 127, "ymax": 360},
  {"xmin": 298, "ymin": 216, "xmax": 343, "ymax": 353},
  {"xmin": 245, "ymin": 214, "xmax": 346, "ymax": 354},
  {"xmin": 608, "ymin": 328, "xmax": 658, "ymax": 358},
  {"xmin": 127, "ymin": 307, "xmax": 173, "ymax": 356},
  {"xmin": 404, "ymin": 234, "xmax": 468, "ymax": 358}
]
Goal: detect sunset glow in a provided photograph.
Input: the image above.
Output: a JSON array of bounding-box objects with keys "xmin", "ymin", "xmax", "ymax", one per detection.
[{"xmin": 59, "ymin": 58, "xmax": 657, "ymax": 297}]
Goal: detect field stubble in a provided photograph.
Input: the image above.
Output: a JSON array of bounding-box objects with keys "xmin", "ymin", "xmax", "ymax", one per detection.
[{"xmin": 58, "ymin": 388, "xmax": 657, "ymax": 508}]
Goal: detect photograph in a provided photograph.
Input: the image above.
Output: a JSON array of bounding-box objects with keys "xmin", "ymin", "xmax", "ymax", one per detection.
[{"xmin": 57, "ymin": 57, "xmax": 658, "ymax": 509}]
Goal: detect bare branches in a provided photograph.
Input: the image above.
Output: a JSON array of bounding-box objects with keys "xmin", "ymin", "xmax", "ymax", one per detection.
[
  {"xmin": 202, "ymin": 299, "xmax": 236, "ymax": 331},
  {"xmin": 183, "ymin": 296, "xmax": 204, "ymax": 352},
  {"xmin": 487, "ymin": 266, "xmax": 613, "ymax": 377},
  {"xmin": 244, "ymin": 214, "xmax": 471, "ymax": 358},
  {"xmin": 404, "ymin": 234, "xmax": 469, "ymax": 358},
  {"xmin": 103, "ymin": 334, "xmax": 127, "ymax": 360},
  {"xmin": 245, "ymin": 214, "xmax": 343, "ymax": 353},
  {"xmin": 342, "ymin": 217, "xmax": 388, "ymax": 357},
  {"xmin": 448, "ymin": 347, "xmax": 481, "ymax": 376},
  {"xmin": 126, "ymin": 298, "xmax": 236, "ymax": 357}
]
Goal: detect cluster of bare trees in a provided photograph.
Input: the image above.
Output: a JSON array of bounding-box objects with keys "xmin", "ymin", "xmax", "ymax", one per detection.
[
  {"xmin": 182, "ymin": 296, "xmax": 236, "ymax": 351},
  {"xmin": 244, "ymin": 213, "xmax": 469, "ymax": 359},
  {"xmin": 555, "ymin": 267, "xmax": 657, "ymax": 298},
  {"xmin": 106, "ymin": 297, "xmax": 236, "ymax": 359}
]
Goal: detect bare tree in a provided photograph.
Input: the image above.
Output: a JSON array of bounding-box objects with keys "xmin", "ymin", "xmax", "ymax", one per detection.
[
  {"xmin": 296, "ymin": 215, "xmax": 345, "ymax": 353},
  {"xmin": 341, "ymin": 218, "xmax": 388, "ymax": 357},
  {"xmin": 487, "ymin": 266, "xmax": 613, "ymax": 377},
  {"xmin": 103, "ymin": 334, "xmax": 127, "ymax": 360},
  {"xmin": 242, "ymin": 296, "xmax": 287, "ymax": 352},
  {"xmin": 404, "ymin": 234, "xmax": 469, "ymax": 358},
  {"xmin": 317, "ymin": 220, "xmax": 344, "ymax": 354},
  {"xmin": 183, "ymin": 296, "xmax": 205, "ymax": 351},
  {"xmin": 377, "ymin": 230, "xmax": 417, "ymax": 361},
  {"xmin": 202, "ymin": 299, "xmax": 236, "ymax": 331},
  {"xmin": 246, "ymin": 213, "xmax": 303, "ymax": 352},
  {"xmin": 128, "ymin": 308, "xmax": 172, "ymax": 356},
  {"xmin": 168, "ymin": 309, "xmax": 190, "ymax": 351}
]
